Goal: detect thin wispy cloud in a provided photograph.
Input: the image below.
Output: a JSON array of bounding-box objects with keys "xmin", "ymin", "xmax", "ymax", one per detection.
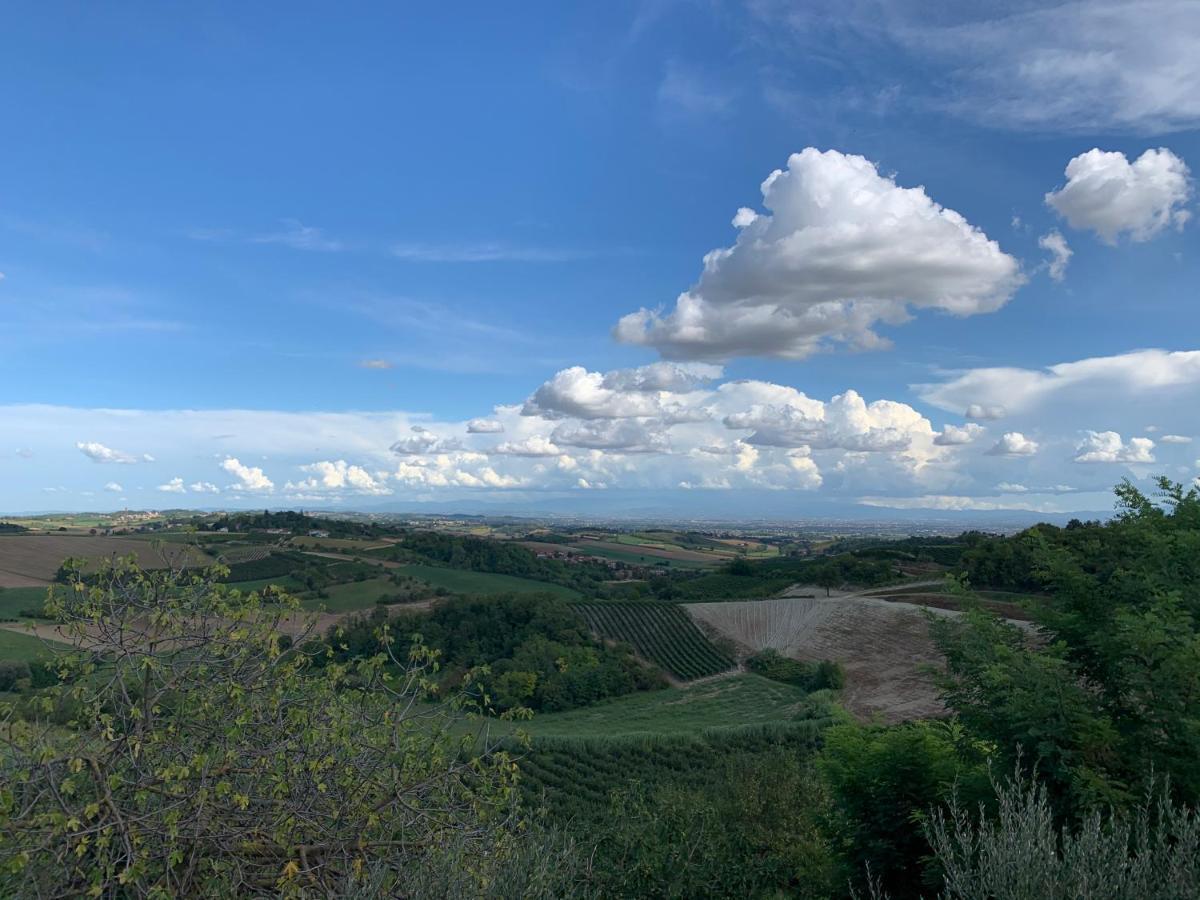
[
  {"xmin": 390, "ymin": 242, "xmax": 591, "ymax": 263},
  {"xmin": 250, "ymin": 219, "xmax": 344, "ymax": 252},
  {"xmin": 657, "ymin": 60, "xmax": 736, "ymax": 115}
]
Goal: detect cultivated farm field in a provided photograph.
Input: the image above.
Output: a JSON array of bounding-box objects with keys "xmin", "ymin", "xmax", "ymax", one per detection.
[
  {"xmin": 575, "ymin": 602, "xmax": 735, "ymax": 681},
  {"xmin": 0, "ymin": 535, "xmax": 205, "ymax": 587},
  {"xmin": 688, "ymin": 596, "xmax": 948, "ymax": 722},
  {"xmin": 575, "ymin": 537, "xmax": 720, "ymax": 565}
]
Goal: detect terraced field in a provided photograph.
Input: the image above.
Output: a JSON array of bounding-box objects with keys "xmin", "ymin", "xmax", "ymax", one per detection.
[
  {"xmin": 687, "ymin": 597, "xmax": 947, "ymax": 722},
  {"xmin": 575, "ymin": 602, "xmax": 734, "ymax": 680}
]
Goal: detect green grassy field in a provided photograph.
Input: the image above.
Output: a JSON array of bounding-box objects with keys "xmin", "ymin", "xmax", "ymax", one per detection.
[
  {"xmin": 394, "ymin": 564, "xmax": 581, "ymax": 599},
  {"xmin": 290, "ymin": 536, "xmax": 394, "ymax": 551},
  {"xmin": 0, "ymin": 586, "xmax": 54, "ymax": 620},
  {"xmin": 501, "ymin": 673, "xmax": 815, "ymax": 738},
  {"xmin": 0, "ymin": 628, "xmax": 65, "ymax": 662},
  {"xmin": 301, "ymin": 576, "xmax": 396, "ymax": 612}
]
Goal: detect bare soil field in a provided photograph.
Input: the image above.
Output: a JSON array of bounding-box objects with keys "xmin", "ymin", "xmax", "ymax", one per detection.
[
  {"xmin": 686, "ymin": 596, "xmax": 950, "ymax": 723},
  {"xmin": 0, "ymin": 569, "xmax": 53, "ymax": 588},
  {"xmin": 0, "ymin": 535, "xmax": 204, "ymax": 587},
  {"xmin": 867, "ymin": 591, "xmax": 1032, "ymax": 621}
]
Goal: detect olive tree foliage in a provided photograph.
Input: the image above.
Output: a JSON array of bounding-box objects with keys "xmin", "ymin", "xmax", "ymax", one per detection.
[
  {"xmin": 926, "ymin": 769, "xmax": 1200, "ymax": 900},
  {"xmin": 0, "ymin": 557, "xmax": 567, "ymax": 899}
]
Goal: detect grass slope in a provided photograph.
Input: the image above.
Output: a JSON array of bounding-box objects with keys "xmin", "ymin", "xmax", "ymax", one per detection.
[
  {"xmin": 509, "ymin": 673, "xmax": 817, "ymax": 738},
  {"xmin": 302, "ymin": 577, "xmax": 395, "ymax": 612},
  {"xmin": 0, "ymin": 586, "xmax": 54, "ymax": 620},
  {"xmin": 0, "ymin": 628, "xmax": 65, "ymax": 662},
  {"xmin": 395, "ymin": 564, "xmax": 580, "ymax": 599}
]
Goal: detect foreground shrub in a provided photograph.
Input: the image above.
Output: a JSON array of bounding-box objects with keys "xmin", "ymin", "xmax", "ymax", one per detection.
[
  {"xmin": 0, "ymin": 559, "xmax": 573, "ymax": 898},
  {"xmin": 927, "ymin": 769, "xmax": 1200, "ymax": 899}
]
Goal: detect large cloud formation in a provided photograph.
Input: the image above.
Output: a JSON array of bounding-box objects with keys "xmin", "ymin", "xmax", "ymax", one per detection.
[
  {"xmin": 16, "ymin": 343, "xmax": 1200, "ymax": 513},
  {"xmin": 615, "ymin": 148, "xmax": 1022, "ymax": 361},
  {"xmin": 1046, "ymin": 148, "xmax": 1192, "ymax": 243},
  {"xmin": 917, "ymin": 349, "xmax": 1200, "ymax": 419}
]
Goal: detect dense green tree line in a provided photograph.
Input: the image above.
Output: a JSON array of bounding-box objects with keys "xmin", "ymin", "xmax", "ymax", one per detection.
[
  {"xmin": 321, "ymin": 593, "xmax": 662, "ymax": 712},
  {"xmin": 397, "ymin": 532, "xmax": 615, "ymax": 595},
  {"xmin": 936, "ymin": 478, "xmax": 1200, "ymax": 813}
]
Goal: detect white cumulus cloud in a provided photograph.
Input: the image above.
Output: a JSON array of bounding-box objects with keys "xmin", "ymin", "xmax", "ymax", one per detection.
[
  {"xmin": 292, "ymin": 459, "xmax": 390, "ymax": 495},
  {"xmin": 76, "ymin": 441, "xmax": 146, "ymax": 465},
  {"xmin": 522, "ymin": 363, "xmax": 717, "ymax": 419},
  {"xmin": 934, "ymin": 423, "xmax": 986, "ymax": 446},
  {"xmin": 390, "ymin": 427, "xmax": 461, "ymax": 455},
  {"xmin": 1046, "ymin": 148, "xmax": 1192, "ymax": 243},
  {"xmin": 492, "ymin": 435, "xmax": 562, "ymax": 457},
  {"xmin": 104, "ymin": 481, "xmax": 123, "ymax": 493},
  {"xmin": 1160, "ymin": 434, "xmax": 1192, "ymax": 444},
  {"xmin": 466, "ymin": 418, "xmax": 505, "ymax": 434},
  {"xmin": 189, "ymin": 481, "xmax": 220, "ymax": 494},
  {"xmin": 221, "ymin": 457, "xmax": 274, "ymax": 492},
  {"xmin": 1074, "ymin": 431, "xmax": 1156, "ymax": 463},
  {"xmin": 1038, "ymin": 230, "xmax": 1072, "ymax": 281},
  {"xmin": 965, "ymin": 404, "xmax": 1006, "ymax": 420},
  {"xmin": 723, "ymin": 388, "xmax": 935, "ymax": 454},
  {"xmin": 615, "ymin": 148, "xmax": 1022, "ymax": 360},
  {"xmin": 157, "ymin": 477, "xmax": 186, "ymax": 494},
  {"xmin": 986, "ymin": 432, "xmax": 1039, "ymax": 457},
  {"xmin": 551, "ymin": 419, "xmax": 670, "ymax": 453}
]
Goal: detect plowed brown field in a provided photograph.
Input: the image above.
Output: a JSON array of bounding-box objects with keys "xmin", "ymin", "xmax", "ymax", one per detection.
[{"xmin": 0, "ymin": 535, "xmax": 205, "ymax": 587}]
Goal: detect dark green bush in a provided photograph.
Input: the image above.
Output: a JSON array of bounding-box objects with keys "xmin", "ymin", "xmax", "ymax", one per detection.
[
  {"xmin": 0, "ymin": 660, "xmax": 32, "ymax": 691},
  {"xmin": 746, "ymin": 649, "xmax": 843, "ymax": 691}
]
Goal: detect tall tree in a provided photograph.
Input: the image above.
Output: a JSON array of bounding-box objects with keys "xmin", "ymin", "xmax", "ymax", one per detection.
[{"xmin": 932, "ymin": 478, "xmax": 1200, "ymax": 814}]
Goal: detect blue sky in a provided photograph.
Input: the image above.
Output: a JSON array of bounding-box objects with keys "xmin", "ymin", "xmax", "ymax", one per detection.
[{"xmin": 2, "ymin": 1, "xmax": 1199, "ymax": 516}]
